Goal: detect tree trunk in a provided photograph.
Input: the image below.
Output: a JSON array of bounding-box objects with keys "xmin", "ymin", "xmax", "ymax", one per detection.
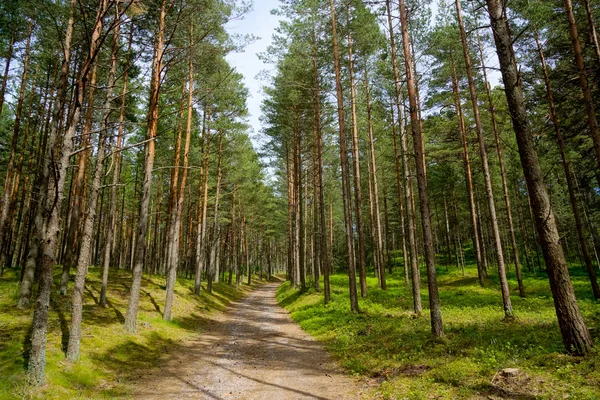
[
  {"xmin": 455, "ymin": 0, "xmax": 512, "ymax": 317},
  {"xmin": 346, "ymin": 4, "xmax": 367, "ymax": 298},
  {"xmin": 0, "ymin": 22, "xmax": 33, "ymax": 275},
  {"xmin": 399, "ymin": 0, "xmax": 443, "ymax": 336},
  {"xmin": 563, "ymin": 0, "xmax": 600, "ymax": 187},
  {"xmin": 365, "ymin": 70, "xmax": 385, "ymax": 289},
  {"xmin": 534, "ymin": 31, "xmax": 600, "ymax": 300},
  {"xmin": 386, "ymin": 0, "xmax": 421, "ymax": 312},
  {"xmin": 100, "ymin": 22, "xmax": 132, "ymax": 306},
  {"xmin": 473, "ymin": 16, "xmax": 524, "ymax": 297},
  {"xmin": 486, "ymin": 0, "xmax": 593, "ymax": 355},
  {"xmin": 450, "ymin": 57, "xmax": 485, "ymax": 286},
  {"xmin": 329, "ymin": 0, "xmax": 358, "ymax": 311},
  {"xmin": 124, "ymin": 0, "xmax": 166, "ymax": 332}
]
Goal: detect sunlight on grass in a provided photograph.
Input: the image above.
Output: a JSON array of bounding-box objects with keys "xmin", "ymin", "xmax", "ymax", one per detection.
[
  {"xmin": 277, "ymin": 264, "xmax": 600, "ymax": 399},
  {"xmin": 0, "ymin": 267, "xmax": 264, "ymax": 399}
]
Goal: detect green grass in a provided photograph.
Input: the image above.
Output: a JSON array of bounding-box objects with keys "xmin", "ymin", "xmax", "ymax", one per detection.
[
  {"xmin": 0, "ymin": 267, "xmax": 264, "ymax": 399},
  {"xmin": 277, "ymin": 262, "xmax": 600, "ymax": 399}
]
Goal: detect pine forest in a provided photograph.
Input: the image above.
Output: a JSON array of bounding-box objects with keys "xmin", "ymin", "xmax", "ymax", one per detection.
[{"xmin": 0, "ymin": 0, "xmax": 600, "ymax": 398}]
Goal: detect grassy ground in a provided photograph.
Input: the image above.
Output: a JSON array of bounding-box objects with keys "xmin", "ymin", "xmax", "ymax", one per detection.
[
  {"xmin": 0, "ymin": 267, "xmax": 264, "ymax": 399},
  {"xmin": 277, "ymin": 262, "xmax": 600, "ymax": 399}
]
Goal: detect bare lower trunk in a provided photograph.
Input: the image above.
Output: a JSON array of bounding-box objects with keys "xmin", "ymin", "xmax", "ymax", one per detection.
[
  {"xmin": 399, "ymin": 0, "xmax": 442, "ymax": 336},
  {"xmin": 124, "ymin": 0, "xmax": 166, "ymax": 332},
  {"xmin": 486, "ymin": 0, "xmax": 593, "ymax": 355},
  {"xmin": 387, "ymin": 0, "xmax": 421, "ymax": 314},
  {"xmin": 456, "ymin": 0, "xmax": 512, "ymax": 317},
  {"xmin": 329, "ymin": 0, "xmax": 358, "ymax": 311}
]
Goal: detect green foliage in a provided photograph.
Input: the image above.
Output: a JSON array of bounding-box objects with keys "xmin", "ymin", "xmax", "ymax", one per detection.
[
  {"xmin": 277, "ymin": 267, "xmax": 600, "ymax": 399},
  {"xmin": 0, "ymin": 267, "xmax": 264, "ymax": 399}
]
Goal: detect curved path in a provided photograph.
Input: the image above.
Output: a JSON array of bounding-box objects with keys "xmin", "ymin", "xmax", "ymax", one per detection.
[{"xmin": 133, "ymin": 281, "xmax": 366, "ymax": 400}]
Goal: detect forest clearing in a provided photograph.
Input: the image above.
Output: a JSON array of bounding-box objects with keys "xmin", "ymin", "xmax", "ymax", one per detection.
[{"xmin": 1, "ymin": 0, "xmax": 600, "ymax": 398}]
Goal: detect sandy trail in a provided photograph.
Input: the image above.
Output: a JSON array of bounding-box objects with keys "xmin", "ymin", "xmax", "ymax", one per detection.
[{"xmin": 132, "ymin": 281, "xmax": 366, "ymax": 399}]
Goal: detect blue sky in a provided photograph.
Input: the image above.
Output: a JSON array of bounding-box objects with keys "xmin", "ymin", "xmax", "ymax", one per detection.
[{"xmin": 225, "ymin": 0, "xmax": 282, "ymax": 149}]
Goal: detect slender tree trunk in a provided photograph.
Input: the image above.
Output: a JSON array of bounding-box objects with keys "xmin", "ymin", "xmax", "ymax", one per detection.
[
  {"xmin": 0, "ymin": 23, "xmax": 33, "ymax": 274},
  {"xmin": 100, "ymin": 22, "xmax": 132, "ymax": 306},
  {"xmin": 534, "ymin": 31, "xmax": 600, "ymax": 300},
  {"xmin": 29, "ymin": 0, "xmax": 111, "ymax": 382},
  {"xmin": 164, "ymin": 33, "xmax": 194, "ymax": 319},
  {"xmin": 124, "ymin": 0, "xmax": 166, "ymax": 332},
  {"xmin": 486, "ymin": 0, "xmax": 593, "ymax": 355},
  {"xmin": 456, "ymin": 0, "xmax": 512, "ymax": 317},
  {"xmin": 473, "ymin": 17, "xmax": 524, "ymax": 296},
  {"xmin": 387, "ymin": 0, "xmax": 421, "ymax": 311},
  {"xmin": 399, "ymin": 0, "xmax": 443, "ymax": 336},
  {"xmin": 563, "ymin": 0, "xmax": 600, "ymax": 187},
  {"xmin": 329, "ymin": 0, "xmax": 358, "ymax": 311},
  {"xmin": 365, "ymin": 70, "xmax": 385, "ymax": 289},
  {"xmin": 390, "ymin": 102, "xmax": 409, "ymax": 285},
  {"xmin": 450, "ymin": 58, "xmax": 485, "ymax": 286},
  {"xmin": 346, "ymin": 4, "xmax": 367, "ymax": 297}
]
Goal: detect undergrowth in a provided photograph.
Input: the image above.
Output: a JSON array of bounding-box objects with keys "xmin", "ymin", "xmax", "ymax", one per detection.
[
  {"xmin": 0, "ymin": 267, "xmax": 263, "ymax": 399},
  {"xmin": 277, "ymin": 263, "xmax": 600, "ymax": 399}
]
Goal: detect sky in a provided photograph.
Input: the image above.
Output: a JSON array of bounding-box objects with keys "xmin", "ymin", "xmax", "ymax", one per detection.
[{"xmin": 225, "ymin": 0, "xmax": 283, "ymax": 150}]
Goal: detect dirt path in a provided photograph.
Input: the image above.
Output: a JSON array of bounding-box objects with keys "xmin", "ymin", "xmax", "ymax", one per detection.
[{"xmin": 132, "ymin": 281, "xmax": 366, "ymax": 400}]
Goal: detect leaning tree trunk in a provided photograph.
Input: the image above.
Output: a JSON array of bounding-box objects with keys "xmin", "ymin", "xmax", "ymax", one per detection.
[
  {"xmin": 329, "ymin": 0, "xmax": 358, "ymax": 312},
  {"xmin": 534, "ymin": 31, "xmax": 600, "ymax": 300},
  {"xmin": 486, "ymin": 0, "xmax": 593, "ymax": 355},
  {"xmin": 472, "ymin": 15, "xmax": 524, "ymax": 297},
  {"xmin": 450, "ymin": 57, "xmax": 485, "ymax": 286},
  {"xmin": 399, "ymin": 0, "xmax": 443, "ymax": 336},
  {"xmin": 28, "ymin": 0, "xmax": 111, "ymax": 383}
]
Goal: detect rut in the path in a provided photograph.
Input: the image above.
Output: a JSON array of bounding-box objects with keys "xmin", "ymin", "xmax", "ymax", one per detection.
[{"xmin": 133, "ymin": 281, "xmax": 366, "ymax": 400}]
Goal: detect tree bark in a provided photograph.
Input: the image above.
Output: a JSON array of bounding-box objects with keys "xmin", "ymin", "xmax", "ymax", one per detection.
[
  {"xmin": 455, "ymin": 0, "xmax": 512, "ymax": 317},
  {"xmin": 563, "ymin": 0, "xmax": 600, "ymax": 187},
  {"xmin": 399, "ymin": 0, "xmax": 443, "ymax": 335},
  {"xmin": 124, "ymin": 0, "xmax": 166, "ymax": 332},
  {"xmin": 386, "ymin": 0, "xmax": 421, "ymax": 312},
  {"xmin": 329, "ymin": 0, "xmax": 358, "ymax": 311},
  {"xmin": 486, "ymin": 0, "xmax": 593, "ymax": 355}
]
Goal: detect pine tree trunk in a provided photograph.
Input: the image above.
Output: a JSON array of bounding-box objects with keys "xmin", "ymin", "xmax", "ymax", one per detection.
[
  {"xmin": 563, "ymin": 0, "xmax": 600, "ymax": 187},
  {"xmin": 0, "ymin": 23, "xmax": 32, "ymax": 274},
  {"xmin": 365, "ymin": 71, "xmax": 385, "ymax": 289},
  {"xmin": 164, "ymin": 40, "xmax": 194, "ymax": 319},
  {"xmin": 0, "ymin": 31, "xmax": 14, "ymax": 116},
  {"xmin": 124, "ymin": 0, "xmax": 166, "ymax": 332},
  {"xmin": 329, "ymin": 0, "xmax": 358, "ymax": 311},
  {"xmin": 455, "ymin": 0, "xmax": 512, "ymax": 317},
  {"xmin": 534, "ymin": 31, "xmax": 600, "ymax": 300},
  {"xmin": 386, "ymin": 0, "xmax": 421, "ymax": 311},
  {"xmin": 346, "ymin": 5, "xmax": 367, "ymax": 298},
  {"xmin": 100, "ymin": 23, "xmax": 132, "ymax": 306},
  {"xmin": 390, "ymin": 101, "xmax": 409, "ymax": 285},
  {"xmin": 486, "ymin": 0, "xmax": 593, "ymax": 355},
  {"xmin": 471, "ymin": 14, "xmax": 524, "ymax": 295},
  {"xmin": 399, "ymin": 0, "xmax": 443, "ymax": 336},
  {"xmin": 450, "ymin": 58, "xmax": 486, "ymax": 286},
  {"xmin": 583, "ymin": 0, "xmax": 600, "ymax": 66}
]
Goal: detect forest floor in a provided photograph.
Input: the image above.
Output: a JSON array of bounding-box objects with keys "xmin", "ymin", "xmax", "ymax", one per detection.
[
  {"xmin": 0, "ymin": 267, "xmax": 266, "ymax": 399},
  {"xmin": 277, "ymin": 264, "xmax": 600, "ymax": 399},
  {"xmin": 131, "ymin": 279, "xmax": 367, "ymax": 399}
]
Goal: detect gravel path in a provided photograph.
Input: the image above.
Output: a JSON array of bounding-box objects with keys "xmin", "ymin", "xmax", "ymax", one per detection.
[{"xmin": 132, "ymin": 281, "xmax": 366, "ymax": 400}]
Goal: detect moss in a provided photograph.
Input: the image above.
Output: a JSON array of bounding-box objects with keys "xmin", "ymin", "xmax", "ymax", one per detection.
[{"xmin": 277, "ymin": 265, "xmax": 600, "ymax": 399}]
